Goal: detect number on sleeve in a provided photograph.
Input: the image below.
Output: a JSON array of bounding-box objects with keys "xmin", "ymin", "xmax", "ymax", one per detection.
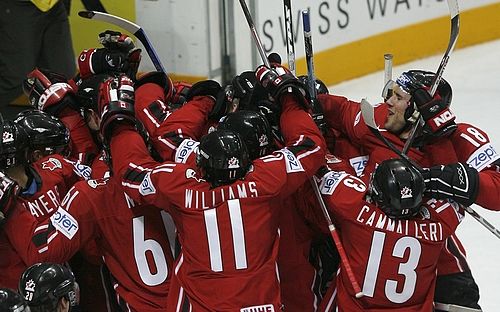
[{"xmin": 459, "ymin": 127, "xmax": 487, "ymax": 148}]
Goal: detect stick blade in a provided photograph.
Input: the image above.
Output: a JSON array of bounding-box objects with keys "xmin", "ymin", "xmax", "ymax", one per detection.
[
  {"xmin": 78, "ymin": 11, "xmax": 96, "ymax": 19},
  {"xmin": 360, "ymin": 99, "xmax": 379, "ymax": 130}
]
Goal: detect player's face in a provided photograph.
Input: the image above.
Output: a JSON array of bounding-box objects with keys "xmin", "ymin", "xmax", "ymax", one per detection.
[{"xmin": 384, "ymin": 84, "xmax": 411, "ymax": 133}]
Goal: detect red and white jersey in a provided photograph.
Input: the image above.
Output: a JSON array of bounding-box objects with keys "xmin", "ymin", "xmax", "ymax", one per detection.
[
  {"xmin": 18, "ymin": 154, "xmax": 90, "ymax": 222},
  {"xmin": 7, "ymin": 177, "xmax": 176, "ymax": 312},
  {"xmin": 317, "ymin": 170, "xmax": 463, "ymax": 311},
  {"xmin": 318, "ymin": 95, "xmax": 458, "ymax": 182},
  {"xmin": 111, "ymin": 96, "xmax": 326, "ymax": 311},
  {"xmin": 0, "ymin": 231, "xmax": 26, "ymax": 289}
]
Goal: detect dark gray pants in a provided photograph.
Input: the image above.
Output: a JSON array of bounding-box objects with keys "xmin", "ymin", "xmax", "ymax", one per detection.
[{"xmin": 0, "ymin": 0, "xmax": 75, "ymax": 107}]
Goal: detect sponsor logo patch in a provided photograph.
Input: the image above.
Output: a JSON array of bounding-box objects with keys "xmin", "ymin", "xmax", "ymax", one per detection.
[
  {"xmin": 139, "ymin": 173, "xmax": 156, "ymax": 196},
  {"xmin": 281, "ymin": 148, "xmax": 304, "ymax": 173},
  {"xmin": 320, "ymin": 171, "xmax": 348, "ymax": 195},
  {"xmin": 51, "ymin": 207, "xmax": 79, "ymax": 239},
  {"xmin": 175, "ymin": 139, "xmax": 199, "ymax": 164},
  {"xmin": 466, "ymin": 143, "xmax": 500, "ymax": 172},
  {"xmin": 349, "ymin": 155, "xmax": 369, "ymax": 177}
]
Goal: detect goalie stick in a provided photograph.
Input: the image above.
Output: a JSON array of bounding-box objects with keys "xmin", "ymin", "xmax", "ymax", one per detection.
[
  {"xmin": 238, "ymin": 0, "xmax": 364, "ymax": 298},
  {"xmin": 401, "ymin": 0, "xmax": 460, "ymax": 154},
  {"xmin": 360, "ymin": 99, "xmax": 500, "ymax": 240},
  {"xmin": 283, "ymin": 0, "xmax": 296, "ymax": 75},
  {"xmin": 78, "ymin": 11, "xmax": 166, "ymax": 74}
]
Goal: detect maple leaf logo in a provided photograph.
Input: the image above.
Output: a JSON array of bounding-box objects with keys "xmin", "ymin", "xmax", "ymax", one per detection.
[
  {"xmin": 41, "ymin": 157, "xmax": 62, "ymax": 171},
  {"xmin": 228, "ymin": 157, "xmax": 240, "ymax": 169},
  {"xmin": 401, "ymin": 186, "xmax": 413, "ymax": 199}
]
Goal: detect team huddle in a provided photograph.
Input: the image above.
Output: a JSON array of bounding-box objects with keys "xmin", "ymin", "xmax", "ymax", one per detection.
[{"xmin": 1, "ymin": 29, "xmax": 499, "ymax": 312}]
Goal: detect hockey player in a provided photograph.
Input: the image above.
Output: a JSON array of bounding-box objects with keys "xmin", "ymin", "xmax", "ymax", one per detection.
[
  {"xmin": 318, "ymin": 70, "xmax": 486, "ymax": 311},
  {"xmin": 7, "ymin": 110, "xmax": 89, "ymax": 222},
  {"xmin": 103, "ymin": 63, "xmax": 326, "ymax": 310},
  {"xmin": 18, "ymin": 263, "xmax": 79, "ymax": 312},
  {"xmin": 6, "ymin": 164, "xmax": 176, "ymax": 311},
  {"xmin": 22, "ymin": 68, "xmax": 99, "ymax": 165},
  {"xmin": 315, "ymin": 158, "xmax": 463, "ymax": 311},
  {"xmin": 0, "ymin": 120, "xmax": 30, "ymax": 289}
]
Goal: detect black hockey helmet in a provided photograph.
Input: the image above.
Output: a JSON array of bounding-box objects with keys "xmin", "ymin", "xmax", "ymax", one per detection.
[
  {"xmin": 297, "ymin": 75, "xmax": 329, "ymax": 95},
  {"xmin": 369, "ymin": 158, "xmax": 425, "ymax": 219},
  {"xmin": 19, "ymin": 263, "xmax": 79, "ymax": 312},
  {"xmin": 395, "ymin": 70, "xmax": 452, "ymax": 124},
  {"xmin": 1, "ymin": 117, "xmax": 29, "ymax": 170},
  {"xmin": 0, "ymin": 288, "xmax": 30, "ymax": 312},
  {"xmin": 196, "ymin": 129, "xmax": 251, "ymax": 187},
  {"xmin": 218, "ymin": 110, "xmax": 274, "ymax": 159},
  {"xmin": 14, "ymin": 110, "xmax": 70, "ymax": 158},
  {"xmin": 75, "ymin": 73, "xmax": 114, "ymax": 113}
]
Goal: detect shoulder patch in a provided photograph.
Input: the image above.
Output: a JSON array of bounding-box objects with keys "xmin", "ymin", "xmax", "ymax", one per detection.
[
  {"xmin": 280, "ymin": 148, "xmax": 304, "ymax": 173},
  {"xmin": 87, "ymin": 179, "xmax": 108, "ymax": 189},
  {"xmin": 466, "ymin": 143, "xmax": 500, "ymax": 172},
  {"xmin": 42, "ymin": 157, "xmax": 62, "ymax": 171},
  {"xmin": 175, "ymin": 139, "xmax": 199, "ymax": 164},
  {"xmin": 50, "ymin": 207, "xmax": 79, "ymax": 240},
  {"xmin": 319, "ymin": 171, "xmax": 349, "ymax": 195},
  {"xmin": 349, "ymin": 155, "xmax": 369, "ymax": 177},
  {"xmin": 139, "ymin": 172, "xmax": 157, "ymax": 195}
]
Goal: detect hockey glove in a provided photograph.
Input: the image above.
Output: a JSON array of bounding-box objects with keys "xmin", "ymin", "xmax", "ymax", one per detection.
[
  {"xmin": 78, "ymin": 44, "xmax": 142, "ymax": 81},
  {"xmin": 412, "ymin": 88, "xmax": 457, "ymax": 138},
  {"xmin": 422, "ymin": 163, "xmax": 479, "ymax": 206},
  {"xmin": 171, "ymin": 82, "xmax": 192, "ymax": 109},
  {"xmin": 23, "ymin": 68, "xmax": 79, "ymax": 116},
  {"xmin": 255, "ymin": 65, "xmax": 309, "ymax": 110},
  {"xmin": 0, "ymin": 171, "xmax": 20, "ymax": 227},
  {"xmin": 98, "ymin": 75, "xmax": 137, "ymax": 144}
]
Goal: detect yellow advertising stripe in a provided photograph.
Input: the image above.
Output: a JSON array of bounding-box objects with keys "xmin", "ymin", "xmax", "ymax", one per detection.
[{"xmin": 295, "ymin": 2, "xmax": 500, "ymax": 86}]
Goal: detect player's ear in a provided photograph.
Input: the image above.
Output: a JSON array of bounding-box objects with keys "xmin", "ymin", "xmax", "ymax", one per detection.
[{"xmin": 30, "ymin": 149, "xmax": 44, "ymax": 162}]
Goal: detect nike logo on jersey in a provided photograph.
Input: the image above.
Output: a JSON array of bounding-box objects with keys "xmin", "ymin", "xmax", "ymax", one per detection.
[{"xmin": 240, "ymin": 304, "xmax": 275, "ymax": 312}]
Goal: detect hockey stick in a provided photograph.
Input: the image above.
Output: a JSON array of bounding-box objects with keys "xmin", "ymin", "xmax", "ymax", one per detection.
[
  {"xmin": 238, "ymin": 0, "xmax": 270, "ymax": 67},
  {"xmin": 401, "ymin": 0, "xmax": 459, "ymax": 154},
  {"xmin": 238, "ymin": 0, "xmax": 364, "ymax": 298},
  {"xmin": 78, "ymin": 11, "xmax": 166, "ymax": 74},
  {"xmin": 384, "ymin": 54, "xmax": 393, "ymax": 87},
  {"xmin": 382, "ymin": 53, "xmax": 393, "ymax": 99},
  {"xmin": 361, "ymin": 100, "xmax": 500, "ymax": 240},
  {"xmin": 283, "ymin": 0, "xmax": 296, "ymax": 75},
  {"xmin": 311, "ymin": 177, "xmax": 364, "ymax": 298},
  {"xmin": 302, "ymin": 6, "xmax": 362, "ymax": 299},
  {"xmin": 302, "ymin": 10, "xmax": 317, "ymax": 101}
]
